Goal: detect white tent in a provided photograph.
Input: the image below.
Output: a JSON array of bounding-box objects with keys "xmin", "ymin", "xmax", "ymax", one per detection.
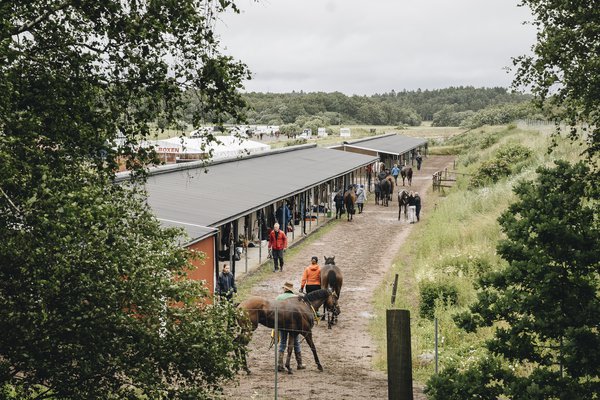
[{"xmin": 144, "ymin": 135, "xmax": 271, "ymax": 162}]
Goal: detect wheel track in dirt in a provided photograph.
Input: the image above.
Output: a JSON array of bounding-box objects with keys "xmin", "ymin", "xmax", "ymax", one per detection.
[{"xmin": 224, "ymin": 156, "xmax": 455, "ymax": 400}]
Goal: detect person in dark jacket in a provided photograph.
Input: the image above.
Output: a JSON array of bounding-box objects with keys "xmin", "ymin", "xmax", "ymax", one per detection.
[
  {"xmin": 276, "ymin": 202, "xmax": 292, "ymax": 232},
  {"xmin": 416, "ymin": 152, "xmax": 423, "ymax": 170},
  {"xmin": 414, "ymin": 192, "xmax": 422, "ymax": 222},
  {"xmin": 216, "ymin": 264, "xmax": 236, "ymax": 300},
  {"xmin": 333, "ymin": 190, "xmax": 344, "ymax": 219}
]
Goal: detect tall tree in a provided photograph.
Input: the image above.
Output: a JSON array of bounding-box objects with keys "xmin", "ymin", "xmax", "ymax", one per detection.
[
  {"xmin": 426, "ymin": 2, "xmax": 600, "ymax": 398},
  {"xmin": 426, "ymin": 161, "xmax": 600, "ymax": 399},
  {"xmin": 513, "ymin": 0, "xmax": 600, "ymax": 159},
  {"xmin": 0, "ymin": 1, "xmax": 248, "ymax": 398}
]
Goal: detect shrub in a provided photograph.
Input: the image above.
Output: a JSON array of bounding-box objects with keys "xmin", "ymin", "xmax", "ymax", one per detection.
[
  {"xmin": 419, "ymin": 281, "xmax": 459, "ymax": 320},
  {"xmin": 469, "ymin": 159, "xmax": 511, "ymax": 188},
  {"xmin": 495, "ymin": 143, "xmax": 532, "ymax": 164}
]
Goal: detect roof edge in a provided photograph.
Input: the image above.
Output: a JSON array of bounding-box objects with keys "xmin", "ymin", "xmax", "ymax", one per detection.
[{"xmin": 114, "ymin": 143, "xmax": 318, "ymax": 183}]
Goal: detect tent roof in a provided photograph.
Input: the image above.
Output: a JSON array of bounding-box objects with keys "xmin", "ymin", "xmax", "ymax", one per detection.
[{"xmin": 145, "ymin": 135, "xmax": 270, "ymax": 159}]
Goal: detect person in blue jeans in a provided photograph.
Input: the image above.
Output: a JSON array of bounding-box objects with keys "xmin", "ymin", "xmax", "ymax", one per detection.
[
  {"xmin": 391, "ymin": 164, "xmax": 400, "ymax": 185},
  {"xmin": 276, "ymin": 281, "xmax": 305, "ymax": 371}
]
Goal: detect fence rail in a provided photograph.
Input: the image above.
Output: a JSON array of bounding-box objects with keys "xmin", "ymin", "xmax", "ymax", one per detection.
[{"xmin": 432, "ymin": 167, "xmax": 469, "ymax": 192}]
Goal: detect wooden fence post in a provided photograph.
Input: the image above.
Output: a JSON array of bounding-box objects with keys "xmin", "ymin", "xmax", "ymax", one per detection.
[{"xmin": 387, "ymin": 309, "xmax": 413, "ymax": 400}]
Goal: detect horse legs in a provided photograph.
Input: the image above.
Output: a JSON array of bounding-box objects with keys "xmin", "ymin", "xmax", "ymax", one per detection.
[
  {"xmin": 302, "ymin": 331, "xmax": 323, "ymax": 371},
  {"xmin": 285, "ymin": 334, "xmax": 294, "ymax": 374}
]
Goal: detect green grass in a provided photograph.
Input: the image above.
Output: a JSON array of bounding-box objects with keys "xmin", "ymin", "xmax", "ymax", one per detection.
[{"xmin": 369, "ymin": 125, "xmax": 583, "ymax": 383}]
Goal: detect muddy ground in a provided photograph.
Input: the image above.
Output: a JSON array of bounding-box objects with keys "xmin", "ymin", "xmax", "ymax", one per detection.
[{"xmin": 223, "ymin": 156, "xmax": 455, "ymax": 400}]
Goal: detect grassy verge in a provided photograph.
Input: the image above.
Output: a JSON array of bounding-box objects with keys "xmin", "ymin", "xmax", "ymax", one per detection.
[{"xmin": 369, "ymin": 125, "xmax": 582, "ymax": 383}]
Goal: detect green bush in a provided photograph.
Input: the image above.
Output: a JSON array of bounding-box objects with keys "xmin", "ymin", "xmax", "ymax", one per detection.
[
  {"xmin": 495, "ymin": 143, "xmax": 532, "ymax": 164},
  {"xmin": 469, "ymin": 158, "xmax": 511, "ymax": 188},
  {"xmin": 419, "ymin": 281, "xmax": 459, "ymax": 320}
]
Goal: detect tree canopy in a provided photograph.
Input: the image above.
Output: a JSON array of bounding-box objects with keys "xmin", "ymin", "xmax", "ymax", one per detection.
[
  {"xmin": 426, "ymin": 161, "xmax": 600, "ymax": 399},
  {"xmin": 1, "ymin": 1, "xmax": 248, "ymax": 398},
  {"xmin": 513, "ymin": 0, "xmax": 600, "ymax": 159},
  {"xmin": 426, "ymin": 2, "xmax": 600, "ymax": 397}
]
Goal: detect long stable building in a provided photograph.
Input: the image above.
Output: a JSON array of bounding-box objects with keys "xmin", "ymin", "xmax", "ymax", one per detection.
[
  {"xmin": 333, "ymin": 133, "xmax": 427, "ymax": 169},
  {"xmin": 118, "ymin": 144, "xmax": 377, "ymax": 293}
]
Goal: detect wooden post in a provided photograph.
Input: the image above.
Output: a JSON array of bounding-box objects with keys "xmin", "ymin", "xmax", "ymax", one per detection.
[
  {"xmin": 390, "ymin": 274, "xmax": 399, "ymax": 305},
  {"xmin": 387, "ymin": 309, "xmax": 413, "ymax": 400}
]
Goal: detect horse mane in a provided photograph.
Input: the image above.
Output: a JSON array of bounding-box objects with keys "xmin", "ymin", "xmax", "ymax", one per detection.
[{"xmin": 305, "ymin": 288, "xmax": 329, "ymax": 302}]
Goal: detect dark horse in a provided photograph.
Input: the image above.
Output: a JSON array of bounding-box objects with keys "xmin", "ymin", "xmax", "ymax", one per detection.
[
  {"xmin": 401, "ymin": 166, "xmax": 413, "ymax": 186},
  {"xmin": 398, "ymin": 189, "xmax": 409, "ymax": 221},
  {"xmin": 237, "ymin": 288, "xmax": 339, "ymax": 374},
  {"xmin": 343, "ymin": 186, "xmax": 357, "ymax": 221},
  {"xmin": 321, "ymin": 256, "xmax": 343, "ymax": 328},
  {"xmin": 379, "ymin": 177, "xmax": 392, "ymax": 207}
]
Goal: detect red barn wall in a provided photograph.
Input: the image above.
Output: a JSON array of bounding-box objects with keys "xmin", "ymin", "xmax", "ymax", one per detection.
[{"xmin": 185, "ymin": 235, "xmax": 216, "ymax": 294}]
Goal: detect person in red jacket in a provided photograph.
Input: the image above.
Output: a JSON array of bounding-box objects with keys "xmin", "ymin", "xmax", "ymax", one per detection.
[
  {"xmin": 268, "ymin": 223, "xmax": 288, "ymax": 272},
  {"xmin": 300, "ymin": 256, "xmax": 322, "ymax": 294}
]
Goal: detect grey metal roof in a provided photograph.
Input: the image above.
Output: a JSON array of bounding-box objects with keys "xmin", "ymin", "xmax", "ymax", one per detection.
[
  {"xmin": 343, "ymin": 134, "xmax": 427, "ymax": 156},
  {"xmin": 143, "ymin": 145, "xmax": 377, "ymax": 231},
  {"xmin": 157, "ymin": 219, "xmax": 217, "ymax": 246}
]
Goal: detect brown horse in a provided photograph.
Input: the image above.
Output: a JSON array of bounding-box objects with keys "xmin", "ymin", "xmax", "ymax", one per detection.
[
  {"xmin": 343, "ymin": 186, "xmax": 357, "ymax": 221},
  {"xmin": 237, "ymin": 288, "xmax": 339, "ymax": 374},
  {"xmin": 321, "ymin": 256, "xmax": 343, "ymax": 328},
  {"xmin": 398, "ymin": 189, "xmax": 409, "ymax": 221},
  {"xmin": 401, "ymin": 166, "xmax": 413, "ymax": 186}
]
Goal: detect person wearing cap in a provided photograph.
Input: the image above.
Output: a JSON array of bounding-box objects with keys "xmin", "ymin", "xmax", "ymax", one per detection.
[
  {"xmin": 300, "ymin": 256, "xmax": 322, "ymax": 295},
  {"xmin": 275, "ymin": 282, "xmax": 305, "ymax": 371}
]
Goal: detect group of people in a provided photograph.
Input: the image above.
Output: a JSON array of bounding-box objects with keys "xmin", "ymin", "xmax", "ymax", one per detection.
[
  {"xmin": 407, "ymin": 191, "xmax": 422, "ymax": 223},
  {"xmin": 216, "ymin": 253, "xmax": 323, "ymax": 372},
  {"xmin": 333, "ymin": 184, "xmax": 367, "ymax": 218}
]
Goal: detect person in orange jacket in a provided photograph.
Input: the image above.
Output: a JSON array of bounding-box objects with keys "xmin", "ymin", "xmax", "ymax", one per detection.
[{"xmin": 300, "ymin": 256, "xmax": 321, "ymax": 294}]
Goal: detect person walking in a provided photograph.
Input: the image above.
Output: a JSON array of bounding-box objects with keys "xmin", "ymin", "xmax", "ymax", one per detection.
[
  {"xmin": 356, "ymin": 184, "xmax": 366, "ymax": 213},
  {"xmin": 414, "ymin": 192, "xmax": 422, "ymax": 222},
  {"xmin": 216, "ymin": 264, "xmax": 236, "ymax": 301},
  {"xmin": 407, "ymin": 191, "xmax": 417, "ymax": 223},
  {"xmin": 268, "ymin": 223, "xmax": 288, "ymax": 272},
  {"xmin": 275, "ymin": 282, "xmax": 305, "ymax": 372},
  {"xmin": 391, "ymin": 164, "xmax": 400, "ymax": 185},
  {"xmin": 300, "ymin": 256, "xmax": 322, "ymax": 295},
  {"xmin": 416, "ymin": 152, "xmax": 423, "ymax": 171},
  {"xmin": 276, "ymin": 201, "xmax": 292, "ymax": 232},
  {"xmin": 333, "ymin": 189, "xmax": 344, "ymax": 219}
]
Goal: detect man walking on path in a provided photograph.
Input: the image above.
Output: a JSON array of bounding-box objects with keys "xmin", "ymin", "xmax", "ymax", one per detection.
[
  {"xmin": 391, "ymin": 164, "xmax": 400, "ymax": 185},
  {"xmin": 268, "ymin": 223, "xmax": 288, "ymax": 272}
]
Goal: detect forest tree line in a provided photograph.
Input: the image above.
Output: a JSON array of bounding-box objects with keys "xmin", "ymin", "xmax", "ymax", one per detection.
[{"xmin": 183, "ymin": 86, "xmax": 541, "ymax": 130}]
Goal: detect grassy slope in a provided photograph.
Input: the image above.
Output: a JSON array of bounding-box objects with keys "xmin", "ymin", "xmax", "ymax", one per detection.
[{"xmin": 369, "ymin": 124, "xmax": 582, "ymax": 383}]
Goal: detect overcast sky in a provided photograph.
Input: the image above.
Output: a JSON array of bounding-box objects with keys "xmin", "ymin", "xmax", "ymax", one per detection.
[{"xmin": 216, "ymin": 0, "xmax": 537, "ymax": 95}]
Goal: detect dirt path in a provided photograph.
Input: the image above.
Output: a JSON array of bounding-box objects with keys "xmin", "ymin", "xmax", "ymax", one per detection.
[{"xmin": 223, "ymin": 156, "xmax": 454, "ymax": 400}]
